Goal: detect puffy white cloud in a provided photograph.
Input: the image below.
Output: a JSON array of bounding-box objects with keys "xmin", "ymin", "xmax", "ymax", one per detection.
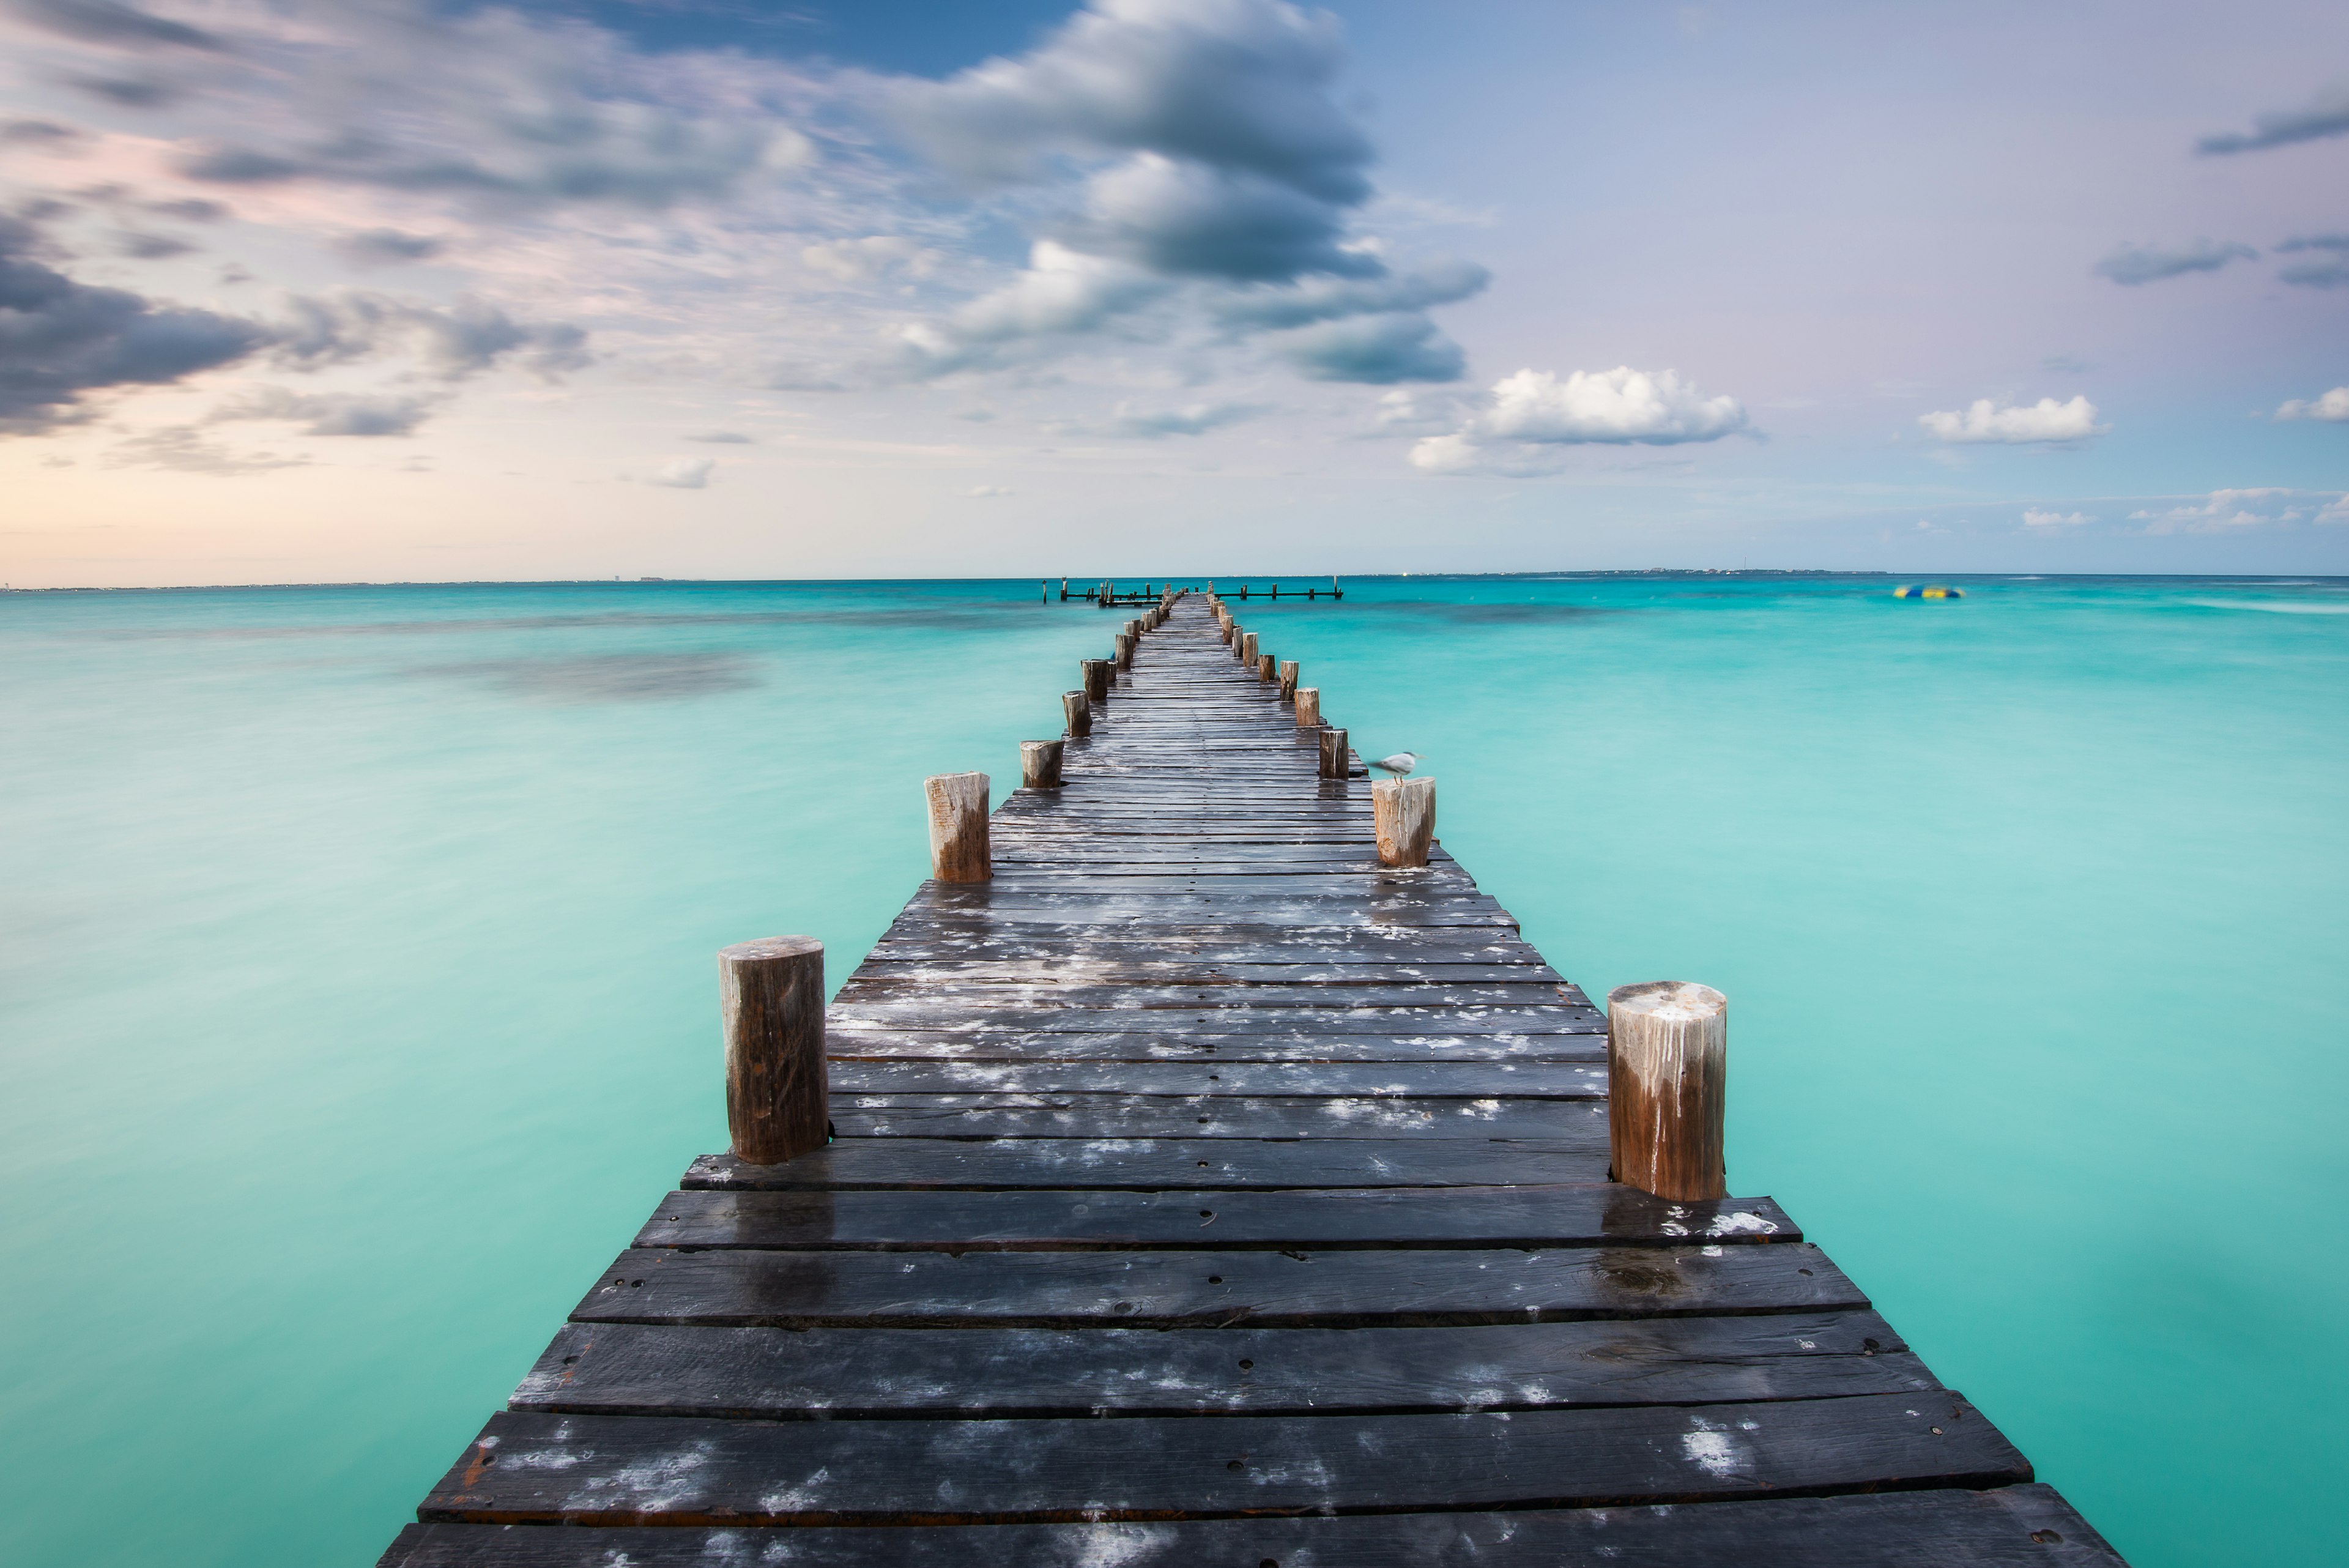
[
  {"xmin": 647, "ymin": 456, "xmax": 714, "ymax": 489},
  {"xmin": 2195, "ymin": 83, "xmax": 2349, "ymax": 155},
  {"xmin": 2021, "ymin": 508, "xmax": 2092, "ymax": 528},
  {"xmin": 1408, "ymin": 366, "xmax": 1749, "ymax": 472},
  {"xmin": 2091, "ymin": 240, "xmax": 2257, "ymax": 285},
  {"xmin": 2276, "ymin": 387, "xmax": 2349, "ymax": 422},
  {"xmin": 1919, "ymin": 395, "xmax": 2106, "ymax": 444},
  {"xmin": 889, "ymin": 241, "xmax": 1171, "ymax": 377}
]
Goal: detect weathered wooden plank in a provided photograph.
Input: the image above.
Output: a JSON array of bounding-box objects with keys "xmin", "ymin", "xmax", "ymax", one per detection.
[
  {"xmin": 683, "ymin": 1138, "xmax": 1609, "ymax": 1191},
  {"xmin": 637, "ymin": 1184, "xmax": 1797, "ymax": 1250},
  {"xmin": 828, "ymin": 1008, "xmax": 1600, "ymax": 1036},
  {"xmin": 517, "ymin": 1309, "xmax": 1932, "ymax": 1419},
  {"xmin": 824, "ymin": 1030, "xmax": 1608, "ymax": 1063},
  {"xmin": 380, "ymin": 1486, "xmax": 2129, "ymax": 1567},
  {"xmin": 832, "ymin": 981, "xmax": 1576, "ymax": 1010},
  {"xmin": 827, "ymin": 1093, "xmax": 1608, "ymax": 1142},
  {"xmin": 851, "ymin": 960, "xmax": 1569, "ymax": 985},
  {"xmin": 421, "ymin": 1392, "xmax": 2024, "ymax": 1525},
  {"xmin": 825, "ymin": 1059, "xmax": 1607, "ymax": 1097}
]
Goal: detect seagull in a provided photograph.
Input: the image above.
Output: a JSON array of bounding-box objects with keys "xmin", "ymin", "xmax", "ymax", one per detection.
[{"xmin": 1367, "ymin": 751, "xmax": 1422, "ymax": 778}]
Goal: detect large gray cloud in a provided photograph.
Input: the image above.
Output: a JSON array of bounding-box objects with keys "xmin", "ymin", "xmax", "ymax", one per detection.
[
  {"xmin": 0, "ymin": 214, "xmax": 267, "ymax": 433},
  {"xmin": 2196, "ymin": 83, "xmax": 2349, "ymax": 155},
  {"xmin": 2091, "ymin": 239, "xmax": 2258, "ymax": 285},
  {"xmin": 1277, "ymin": 312, "xmax": 1464, "ymax": 384},
  {"xmin": 886, "ymin": 0, "xmax": 1476, "ymax": 385}
]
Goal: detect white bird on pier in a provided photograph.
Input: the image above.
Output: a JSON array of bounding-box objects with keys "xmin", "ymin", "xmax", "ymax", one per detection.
[{"xmin": 1367, "ymin": 751, "xmax": 1421, "ymax": 778}]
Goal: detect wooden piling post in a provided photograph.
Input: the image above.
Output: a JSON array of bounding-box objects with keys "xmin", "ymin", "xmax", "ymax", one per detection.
[
  {"xmin": 1373, "ymin": 776, "xmax": 1434, "ymax": 868},
  {"xmin": 1063, "ymin": 690, "xmax": 1091, "ymax": 737},
  {"xmin": 1318, "ymin": 725, "xmax": 1348, "ymax": 778},
  {"xmin": 1605, "ymin": 982, "xmax": 1729, "ymax": 1202},
  {"xmin": 1020, "ymin": 739, "xmax": 1063, "ymax": 789},
  {"xmin": 719, "ymin": 935, "xmax": 827, "ymax": 1165},
  {"xmin": 924, "ymin": 771, "xmax": 990, "ymax": 883},
  {"xmin": 1294, "ymin": 686, "xmax": 1321, "ymax": 727},
  {"xmin": 1278, "ymin": 660, "xmax": 1299, "ymax": 701},
  {"xmin": 1082, "ymin": 658, "xmax": 1112, "ymax": 700},
  {"xmin": 1258, "ymin": 652, "xmax": 1275, "ymax": 682},
  {"xmin": 1115, "ymin": 632, "xmax": 1135, "ymax": 669},
  {"xmin": 1240, "ymin": 631, "xmax": 1258, "ymax": 666}
]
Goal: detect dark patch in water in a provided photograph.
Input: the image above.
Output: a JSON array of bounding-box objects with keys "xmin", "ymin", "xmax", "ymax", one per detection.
[
  {"xmin": 93, "ymin": 604, "xmax": 1026, "ymax": 639},
  {"xmin": 411, "ymin": 653, "xmax": 762, "ymax": 702}
]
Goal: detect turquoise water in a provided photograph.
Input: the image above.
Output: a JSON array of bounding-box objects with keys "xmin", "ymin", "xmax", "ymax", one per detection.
[{"xmin": 2, "ymin": 574, "xmax": 2343, "ymax": 1566}]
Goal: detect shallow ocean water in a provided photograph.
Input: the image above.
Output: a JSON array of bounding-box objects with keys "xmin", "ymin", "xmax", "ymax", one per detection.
[{"xmin": 2, "ymin": 573, "xmax": 2343, "ymax": 1566}]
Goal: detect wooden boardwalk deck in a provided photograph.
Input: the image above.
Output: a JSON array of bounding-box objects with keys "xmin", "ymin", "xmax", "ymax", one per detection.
[{"xmin": 380, "ymin": 595, "xmax": 2127, "ymax": 1566}]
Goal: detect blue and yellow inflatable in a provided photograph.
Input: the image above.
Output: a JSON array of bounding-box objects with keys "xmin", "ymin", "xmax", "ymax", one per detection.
[{"xmin": 1894, "ymin": 584, "xmax": 1964, "ymax": 599}]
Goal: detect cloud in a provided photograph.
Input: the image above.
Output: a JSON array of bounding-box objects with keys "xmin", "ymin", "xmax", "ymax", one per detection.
[
  {"xmin": 1068, "ymin": 399, "xmax": 1269, "ymax": 437},
  {"xmin": 967, "ymin": 484, "xmax": 1013, "ymax": 497},
  {"xmin": 1, "ymin": 117, "xmax": 89, "ymax": 148},
  {"xmin": 335, "ymin": 229, "xmax": 445, "ymax": 267},
  {"xmin": 884, "ymin": 1, "xmax": 1481, "ymax": 384},
  {"xmin": 2276, "ymin": 387, "xmax": 2349, "ymax": 422},
  {"xmin": 2022, "ymin": 508, "xmax": 2093, "ymax": 527},
  {"xmin": 157, "ymin": 4, "xmax": 812, "ymax": 215},
  {"xmin": 270, "ymin": 292, "xmax": 591, "ymax": 381},
  {"xmin": 2275, "ymin": 234, "xmax": 2349, "ymax": 289},
  {"xmin": 1209, "ymin": 258, "xmax": 1489, "ymax": 331},
  {"xmin": 111, "ymin": 229, "xmax": 196, "ymax": 259},
  {"xmin": 2195, "ymin": 83, "xmax": 2349, "ymax": 155},
  {"xmin": 2129, "ymin": 488, "xmax": 2318, "ymax": 534},
  {"xmin": 1919, "ymin": 395, "xmax": 2106, "ymax": 444},
  {"xmin": 801, "ymin": 236, "xmax": 937, "ymax": 283},
  {"xmin": 896, "ymin": 0, "xmax": 1370, "ymax": 204},
  {"xmin": 1409, "ymin": 365, "xmax": 1748, "ymax": 471},
  {"xmin": 0, "ymin": 214, "xmax": 268, "ymax": 434},
  {"xmin": 213, "ymin": 385, "xmax": 443, "ymax": 436},
  {"xmin": 648, "ymin": 456, "xmax": 714, "ymax": 488},
  {"xmin": 2091, "ymin": 239, "xmax": 2258, "ymax": 285},
  {"xmin": 1279, "ymin": 311, "xmax": 1465, "ymax": 384},
  {"xmin": 4, "ymin": 0, "xmax": 220, "ymax": 51},
  {"xmin": 103, "ymin": 425, "xmax": 304, "ymax": 474},
  {"xmin": 685, "ymin": 429, "xmax": 754, "ymax": 443}
]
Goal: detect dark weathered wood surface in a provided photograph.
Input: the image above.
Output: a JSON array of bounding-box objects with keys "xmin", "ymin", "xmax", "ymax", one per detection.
[{"xmin": 379, "ymin": 592, "xmax": 2123, "ymax": 1565}]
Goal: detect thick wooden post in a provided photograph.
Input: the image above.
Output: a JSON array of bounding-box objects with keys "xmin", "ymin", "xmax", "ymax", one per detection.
[
  {"xmin": 1082, "ymin": 658, "xmax": 1112, "ymax": 700},
  {"xmin": 1063, "ymin": 690, "xmax": 1091, "ymax": 737},
  {"xmin": 1257, "ymin": 652, "xmax": 1275, "ymax": 683},
  {"xmin": 1373, "ymin": 775, "xmax": 1434, "ymax": 868},
  {"xmin": 1020, "ymin": 739, "xmax": 1063, "ymax": 789},
  {"xmin": 1240, "ymin": 631, "xmax": 1258, "ymax": 665},
  {"xmin": 926, "ymin": 771, "xmax": 990, "ymax": 883},
  {"xmin": 1605, "ymin": 982, "xmax": 1728, "ymax": 1202},
  {"xmin": 1278, "ymin": 660, "xmax": 1299, "ymax": 701},
  {"xmin": 1318, "ymin": 725, "xmax": 1348, "ymax": 778},
  {"xmin": 1294, "ymin": 686, "xmax": 1321, "ymax": 727},
  {"xmin": 1115, "ymin": 632, "xmax": 1135, "ymax": 669},
  {"xmin": 719, "ymin": 935, "xmax": 826, "ymax": 1165}
]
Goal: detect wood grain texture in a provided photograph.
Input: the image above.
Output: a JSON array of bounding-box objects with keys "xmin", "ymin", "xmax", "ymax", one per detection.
[
  {"xmin": 922, "ymin": 772, "xmax": 990, "ymax": 885},
  {"xmin": 380, "ymin": 1487, "xmax": 2129, "ymax": 1566},
  {"xmin": 420, "ymin": 1392, "xmax": 2026, "ymax": 1526},
  {"xmin": 716, "ymin": 936, "xmax": 826, "ymax": 1165},
  {"xmin": 1609, "ymin": 981, "xmax": 1728, "ymax": 1201}
]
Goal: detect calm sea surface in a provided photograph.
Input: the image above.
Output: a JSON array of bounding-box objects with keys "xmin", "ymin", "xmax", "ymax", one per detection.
[{"xmin": 3, "ymin": 574, "xmax": 2345, "ymax": 1566}]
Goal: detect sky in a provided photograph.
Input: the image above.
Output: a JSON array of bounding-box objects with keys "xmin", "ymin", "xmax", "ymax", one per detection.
[{"xmin": 1, "ymin": 0, "xmax": 2345, "ymax": 585}]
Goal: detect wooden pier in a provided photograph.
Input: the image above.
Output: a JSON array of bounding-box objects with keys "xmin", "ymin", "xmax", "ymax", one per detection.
[{"xmin": 380, "ymin": 592, "xmax": 2124, "ymax": 1566}]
